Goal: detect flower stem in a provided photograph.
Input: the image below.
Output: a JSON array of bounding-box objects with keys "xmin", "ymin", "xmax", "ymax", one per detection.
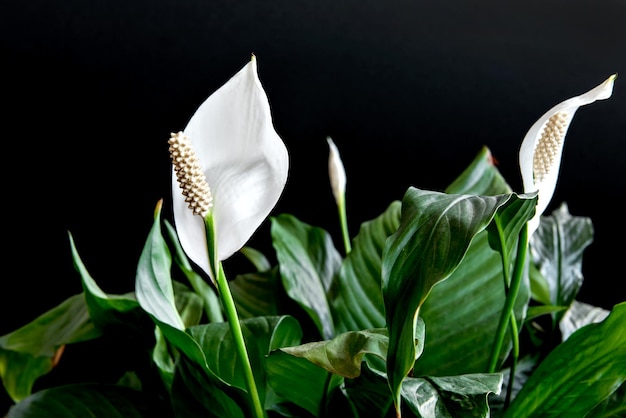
[
  {"xmin": 338, "ymin": 198, "xmax": 351, "ymax": 254},
  {"xmin": 487, "ymin": 224, "xmax": 528, "ymax": 373},
  {"xmin": 215, "ymin": 262, "xmax": 265, "ymax": 418},
  {"xmin": 204, "ymin": 215, "xmax": 264, "ymax": 418}
]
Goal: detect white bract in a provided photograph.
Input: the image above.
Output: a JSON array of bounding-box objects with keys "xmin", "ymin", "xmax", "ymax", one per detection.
[
  {"xmin": 327, "ymin": 136, "xmax": 346, "ymax": 206},
  {"xmin": 519, "ymin": 74, "xmax": 616, "ymax": 235},
  {"xmin": 171, "ymin": 56, "xmax": 289, "ymax": 279}
]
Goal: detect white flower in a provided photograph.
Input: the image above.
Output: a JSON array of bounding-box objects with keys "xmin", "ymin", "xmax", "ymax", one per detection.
[
  {"xmin": 171, "ymin": 56, "xmax": 289, "ymax": 279},
  {"xmin": 519, "ymin": 74, "xmax": 616, "ymax": 235},
  {"xmin": 327, "ymin": 136, "xmax": 346, "ymax": 206}
]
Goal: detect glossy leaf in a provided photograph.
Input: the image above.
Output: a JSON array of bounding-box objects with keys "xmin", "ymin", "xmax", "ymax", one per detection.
[
  {"xmin": 164, "ymin": 219, "xmax": 223, "ymax": 323},
  {"xmin": 445, "ymin": 145, "xmax": 512, "ymax": 196},
  {"xmin": 505, "ymin": 302, "xmax": 626, "ymax": 416},
  {"xmin": 271, "ymin": 214, "xmax": 341, "ymax": 339},
  {"xmin": 342, "ymin": 362, "xmax": 394, "ymax": 418},
  {"xmin": 414, "ymin": 231, "xmax": 530, "ymax": 376},
  {"xmin": 135, "ymin": 204, "xmax": 245, "ymax": 412},
  {"xmin": 6, "ymin": 383, "xmax": 171, "ymax": 418},
  {"xmin": 382, "ymin": 187, "xmax": 517, "ymax": 411},
  {"xmin": 331, "ymin": 201, "xmax": 401, "ymax": 334},
  {"xmin": 230, "ymin": 269, "xmax": 282, "ymax": 319},
  {"xmin": 188, "ymin": 316, "xmax": 302, "ymax": 396},
  {"xmin": 401, "ymin": 373, "xmax": 502, "ymax": 418},
  {"xmin": 280, "ymin": 328, "xmax": 388, "ymax": 379},
  {"xmin": 171, "ymin": 358, "xmax": 246, "ymax": 418},
  {"xmin": 529, "ymin": 202, "xmax": 594, "ymax": 310},
  {"xmin": 0, "ymin": 294, "xmax": 99, "ymax": 402},
  {"xmin": 266, "ymin": 350, "xmax": 343, "ymax": 416},
  {"xmin": 135, "ymin": 202, "xmax": 184, "ymax": 331}
]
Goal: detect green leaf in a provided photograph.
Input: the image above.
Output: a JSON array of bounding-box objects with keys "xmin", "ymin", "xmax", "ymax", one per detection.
[
  {"xmin": 382, "ymin": 187, "xmax": 515, "ymax": 411},
  {"xmin": 414, "ymin": 231, "xmax": 530, "ymax": 376},
  {"xmin": 280, "ymin": 328, "xmax": 389, "ymax": 379},
  {"xmin": 135, "ymin": 203, "xmax": 185, "ymax": 330},
  {"xmin": 155, "ymin": 316, "xmax": 248, "ymax": 418},
  {"xmin": 138, "ymin": 205, "xmax": 245, "ymax": 415},
  {"xmin": 341, "ymin": 362, "xmax": 394, "ymax": 418},
  {"xmin": 171, "ymin": 354, "xmax": 248, "ymax": 418},
  {"xmin": 486, "ymin": 191, "xmax": 537, "ymax": 266},
  {"xmin": 230, "ymin": 268, "xmax": 282, "ymax": 318},
  {"xmin": 6, "ymin": 383, "xmax": 172, "ymax": 418},
  {"xmin": 188, "ymin": 316, "xmax": 302, "ymax": 396},
  {"xmin": 173, "ymin": 315, "xmax": 302, "ymax": 417},
  {"xmin": 0, "ymin": 294, "xmax": 99, "ymax": 402},
  {"xmin": 331, "ymin": 201, "xmax": 401, "ymax": 334},
  {"xmin": 271, "ymin": 214, "xmax": 342, "ymax": 339},
  {"xmin": 163, "ymin": 219, "xmax": 224, "ymax": 323},
  {"xmin": 445, "ymin": 145, "xmax": 512, "ymax": 196},
  {"xmin": 239, "ymin": 246, "xmax": 272, "ymax": 272},
  {"xmin": 530, "ymin": 202, "xmax": 594, "ymax": 310},
  {"xmin": 266, "ymin": 350, "xmax": 343, "ymax": 416},
  {"xmin": 69, "ymin": 232, "xmax": 154, "ymax": 342},
  {"xmin": 505, "ymin": 302, "xmax": 626, "ymax": 417},
  {"xmin": 587, "ymin": 382, "xmax": 626, "ymax": 417},
  {"xmin": 401, "ymin": 373, "xmax": 503, "ymax": 418},
  {"xmin": 172, "ymin": 280, "xmax": 205, "ymax": 328}
]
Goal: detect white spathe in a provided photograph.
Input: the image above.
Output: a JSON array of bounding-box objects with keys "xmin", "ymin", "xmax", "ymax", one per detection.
[
  {"xmin": 172, "ymin": 56, "xmax": 289, "ymax": 278},
  {"xmin": 519, "ymin": 74, "xmax": 616, "ymax": 235},
  {"xmin": 327, "ymin": 136, "xmax": 346, "ymax": 205}
]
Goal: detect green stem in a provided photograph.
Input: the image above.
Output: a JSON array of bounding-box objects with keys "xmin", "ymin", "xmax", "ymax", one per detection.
[
  {"xmin": 505, "ymin": 319, "xmax": 519, "ymax": 409},
  {"xmin": 204, "ymin": 215, "xmax": 265, "ymax": 418},
  {"xmin": 338, "ymin": 198, "xmax": 351, "ymax": 254},
  {"xmin": 215, "ymin": 263, "xmax": 265, "ymax": 418},
  {"xmin": 487, "ymin": 224, "xmax": 528, "ymax": 373},
  {"xmin": 493, "ymin": 219, "xmax": 520, "ymax": 406}
]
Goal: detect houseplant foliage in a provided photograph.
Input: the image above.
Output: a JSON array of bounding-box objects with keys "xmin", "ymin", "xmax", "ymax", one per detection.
[{"xmin": 1, "ymin": 57, "xmax": 624, "ymax": 418}]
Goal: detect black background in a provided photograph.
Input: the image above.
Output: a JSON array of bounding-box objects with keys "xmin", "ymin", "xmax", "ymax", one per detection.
[{"xmin": 1, "ymin": 0, "xmax": 625, "ymax": 409}]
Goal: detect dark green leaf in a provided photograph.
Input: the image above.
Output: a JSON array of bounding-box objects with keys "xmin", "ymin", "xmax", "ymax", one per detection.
[
  {"xmin": 230, "ymin": 268, "xmax": 282, "ymax": 318},
  {"xmin": 587, "ymin": 382, "xmax": 625, "ymax": 417},
  {"xmin": 415, "ymin": 231, "xmax": 530, "ymax": 376},
  {"xmin": 331, "ymin": 201, "xmax": 401, "ymax": 334},
  {"xmin": 172, "ymin": 280, "xmax": 204, "ymax": 328},
  {"xmin": 530, "ymin": 202, "xmax": 594, "ymax": 310},
  {"xmin": 0, "ymin": 294, "xmax": 99, "ymax": 402},
  {"xmin": 383, "ymin": 187, "xmax": 514, "ymax": 410},
  {"xmin": 239, "ymin": 246, "xmax": 272, "ymax": 272},
  {"xmin": 188, "ymin": 315, "xmax": 302, "ymax": 398},
  {"xmin": 266, "ymin": 350, "xmax": 343, "ymax": 416},
  {"xmin": 342, "ymin": 362, "xmax": 394, "ymax": 418},
  {"xmin": 271, "ymin": 214, "xmax": 342, "ymax": 339},
  {"xmin": 6, "ymin": 383, "xmax": 171, "ymax": 418},
  {"xmin": 171, "ymin": 356, "xmax": 247, "ymax": 418},
  {"xmin": 69, "ymin": 232, "xmax": 154, "ymax": 339},
  {"xmin": 163, "ymin": 219, "xmax": 223, "ymax": 323},
  {"xmin": 401, "ymin": 373, "xmax": 502, "ymax": 418},
  {"xmin": 505, "ymin": 302, "xmax": 626, "ymax": 417},
  {"xmin": 445, "ymin": 145, "xmax": 512, "ymax": 196}
]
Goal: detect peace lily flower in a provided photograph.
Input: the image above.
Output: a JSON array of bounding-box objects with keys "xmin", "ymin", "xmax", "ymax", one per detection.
[
  {"xmin": 519, "ymin": 74, "xmax": 616, "ymax": 235},
  {"xmin": 327, "ymin": 136, "xmax": 351, "ymax": 253},
  {"xmin": 169, "ymin": 55, "xmax": 289, "ymax": 280},
  {"xmin": 168, "ymin": 56, "xmax": 288, "ymax": 418}
]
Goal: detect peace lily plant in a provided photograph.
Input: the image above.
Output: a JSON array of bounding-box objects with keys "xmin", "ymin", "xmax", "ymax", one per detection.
[{"xmin": 1, "ymin": 57, "xmax": 624, "ymax": 418}]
